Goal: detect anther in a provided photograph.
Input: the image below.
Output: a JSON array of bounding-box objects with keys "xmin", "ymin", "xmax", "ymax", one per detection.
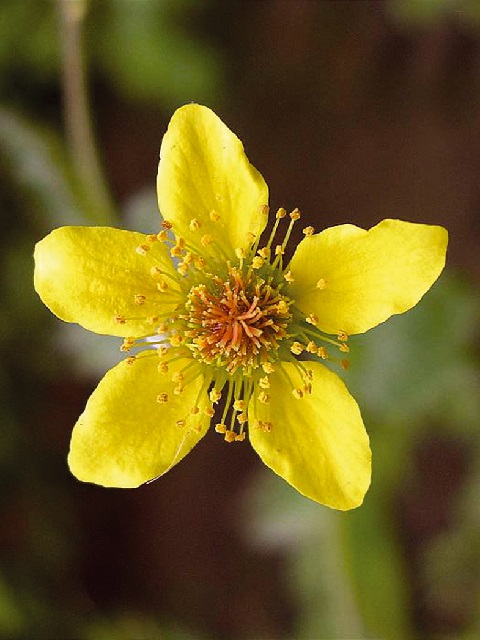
[
  {"xmin": 172, "ymin": 372, "xmax": 184, "ymax": 383},
  {"xmin": 317, "ymin": 346, "xmax": 328, "ymax": 359},
  {"xmin": 136, "ymin": 245, "xmax": 149, "ymax": 256},
  {"xmin": 302, "ymin": 226, "xmax": 315, "ymax": 236},
  {"xmin": 115, "ymin": 315, "xmax": 126, "ymax": 324},
  {"xmin": 146, "ymin": 234, "xmax": 157, "ymax": 244},
  {"xmin": 261, "ymin": 204, "xmax": 270, "ymax": 216},
  {"xmin": 306, "ymin": 341, "xmax": 317, "ymax": 353},
  {"xmin": 189, "ymin": 218, "xmax": 201, "ymax": 231},
  {"xmin": 290, "ymin": 208, "xmax": 301, "ymax": 220},
  {"xmin": 292, "ymin": 388, "xmax": 304, "ymax": 399},
  {"xmin": 157, "ymin": 230, "xmax": 169, "ymax": 242},
  {"xmin": 170, "ymin": 334, "xmax": 183, "ymax": 347},
  {"xmin": 190, "ymin": 406, "xmax": 200, "ymax": 415},
  {"xmin": 306, "ymin": 314, "xmax": 318, "ymax": 325},
  {"xmin": 284, "ymin": 270, "xmax": 294, "ymax": 283},
  {"xmin": 339, "ymin": 343, "xmax": 350, "ymax": 353},
  {"xmin": 176, "ymin": 420, "xmax": 186, "ymax": 428},
  {"xmin": 237, "ymin": 413, "xmax": 248, "ymax": 425},
  {"xmin": 161, "ymin": 220, "xmax": 173, "ymax": 230},
  {"xmin": 275, "ymin": 245, "xmax": 284, "ymax": 256},
  {"xmin": 215, "ymin": 423, "xmax": 226, "ymax": 434},
  {"xmin": 209, "ymin": 210, "xmax": 220, "ymax": 222},
  {"xmin": 259, "ymin": 376, "xmax": 270, "ymax": 389},
  {"xmin": 258, "ymin": 391, "xmax": 270, "ymax": 404},
  {"xmin": 224, "ymin": 430, "xmax": 236, "ymax": 443},
  {"xmin": 247, "ymin": 232, "xmax": 256, "ymax": 244},
  {"xmin": 316, "ymin": 278, "xmax": 326, "ymax": 290},
  {"xmin": 252, "ymin": 256, "xmax": 264, "ymax": 269},
  {"xmin": 341, "ymin": 360, "xmax": 350, "ymax": 370},
  {"xmin": 158, "ymin": 362, "xmax": 169, "ymax": 374},
  {"xmin": 209, "ymin": 388, "xmax": 222, "ymax": 403},
  {"xmin": 290, "ymin": 341, "xmax": 303, "ymax": 355},
  {"xmin": 156, "ymin": 393, "xmax": 168, "ymax": 404},
  {"xmin": 258, "ymin": 247, "xmax": 270, "ymax": 259},
  {"xmin": 120, "ymin": 338, "xmax": 135, "ymax": 352},
  {"xmin": 262, "ymin": 362, "xmax": 275, "ymax": 374},
  {"xmin": 126, "ymin": 356, "xmax": 136, "ymax": 365},
  {"xmin": 201, "ymin": 234, "xmax": 213, "ymax": 247},
  {"xmin": 235, "ymin": 432, "xmax": 246, "ymax": 442},
  {"xmin": 276, "ymin": 207, "xmax": 287, "ymax": 219},
  {"xmin": 338, "ymin": 331, "xmax": 349, "ymax": 341},
  {"xmin": 233, "ymin": 399, "xmax": 245, "ymax": 412},
  {"xmin": 134, "ymin": 294, "xmax": 147, "ymax": 305},
  {"xmin": 204, "ymin": 406, "xmax": 215, "ymax": 418},
  {"xmin": 157, "ymin": 280, "xmax": 168, "ymax": 293}
]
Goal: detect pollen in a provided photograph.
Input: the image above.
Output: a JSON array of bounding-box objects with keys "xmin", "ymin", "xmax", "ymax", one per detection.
[
  {"xmin": 290, "ymin": 341, "xmax": 303, "ymax": 355},
  {"xmin": 302, "ymin": 226, "xmax": 315, "ymax": 236},
  {"xmin": 215, "ymin": 422, "xmax": 226, "ymax": 433},
  {"xmin": 209, "ymin": 388, "xmax": 222, "ymax": 403},
  {"xmin": 252, "ymin": 256, "xmax": 264, "ymax": 269},
  {"xmin": 290, "ymin": 208, "xmax": 301, "ymax": 220},
  {"xmin": 156, "ymin": 392, "xmax": 168, "ymax": 404}
]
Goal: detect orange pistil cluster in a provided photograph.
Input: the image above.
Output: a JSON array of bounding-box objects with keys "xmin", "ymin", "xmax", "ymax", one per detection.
[{"xmin": 183, "ymin": 266, "xmax": 291, "ymax": 374}]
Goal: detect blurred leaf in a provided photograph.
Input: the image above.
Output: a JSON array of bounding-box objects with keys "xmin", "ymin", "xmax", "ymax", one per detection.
[{"xmin": 89, "ymin": 0, "xmax": 223, "ymax": 108}]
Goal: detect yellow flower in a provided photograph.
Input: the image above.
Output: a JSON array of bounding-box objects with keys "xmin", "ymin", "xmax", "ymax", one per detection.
[{"xmin": 33, "ymin": 104, "xmax": 448, "ymax": 509}]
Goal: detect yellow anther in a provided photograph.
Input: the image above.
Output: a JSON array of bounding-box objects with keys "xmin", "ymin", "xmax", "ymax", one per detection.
[
  {"xmin": 290, "ymin": 207, "xmax": 301, "ymax": 220},
  {"xmin": 204, "ymin": 406, "xmax": 215, "ymax": 418},
  {"xmin": 338, "ymin": 331, "xmax": 349, "ymax": 341},
  {"xmin": 174, "ymin": 385, "xmax": 184, "ymax": 395},
  {"xmin": 157, "ymin": 345, "xmax": 168, "ymax": 356},
  {"xmin": 183, "ymin": 251, "xmax": 194, "ymax": 264},
  {"xmin": 161, "ymin": 220, "xmax": 173, "ymax": 230},
  {"xmin": 290, "ymin": 341, "xmax": 303, "ymax": 355},
  {"xmin": 120, "ymin": 338, "xmax": 135, "ymax": 352},
  {"xmin": 209, "ymin": 388, "xmax": 222, "ymax": 403},
  {"xmin": 194, "ymin": 255, "xmax": 206, "ymax": 270},
  {"xmin": 172, "ymin": 372, "xmax": 184, "ymax": 383},
  {"xmin": 215, "ymin": 422, "xmax": 226, "ymax": 434},
  {"xmin": 171, "ymin": 245, "xmax": 183, "ymax": 258},
  {"xmin": 292, "ymin": 388, "xmax": 304, "ymax": 399},
  {"xmin": 150, "ymin": 266, "xmax": 162, "ymax": 279},
  {"xmin": 189, "ymin": 218, "xmax": 201, "ymax": 231},
  {"xmin": 158, "ymin": 362, "xmax": 169, "ymax": 374},
  {"xmin": 316, "ymin": 278, "xmax": 326, "ymax": 290},
  {"xmin": 339, "ymin": 343, "xmax": 350, "ymax": 353},
  {"xmin": 261, "ymin": 204, "xmax": 270, "ymax": 216},
  {"xmin": 126, "ymin": 356, "xmax": 136, "ymax": 365},
  {"xmin": 277, "ymin": 300, "xmax": 289, "ymax": 315},
  {"xmin": 306, "ymin": 341, "xmax": 317, "ymax": 354},
  {"xmin": 156, "ymin": 323, "xmax": 168, "ymax": 333},
  {"xmin": 258, "ymin": 247, "xmax": 270, "ymax": 259},
  {"xmin": 306, "ymin": 313, "xmax": 318, "ymax": 325},
  {"xmin": 247, "ymin": 232, "xmax": 256, "ymax": 244},
  {"xmin": 209, "ymin": 210, "xmax": 220, "ymax": 222},
  {"xmin": 115, "ymin": 315, "xmax": 127, "ymax": 324},
  {"xmin": 136, "ymin": 244, "xmax": 149, "ymax": 256},
  {"xmin": 201, "ymin": 234, "xmax": 213, "ymax": 247},
  {"xmin": 157, "ymin": 230, "xmax": 168, "ymax": 242},
  {"xmin": 317, "ymin": 346, "xmax": 328, "ymax": 359},
  {"xmin": 304, "ymin": 383, "xmax": 312, "ymax": 395},
  {"xmin": 190, "ymin": 406, "xmax": 200, "ymax": 415},
  {"xmin": 134, "ymin": 294, "xmax": 146, "ymax": 305},
  {"xmin": 235, "ymin": 247, "xmax": 246, "ymax": 260},
  {"xmin": 177, "ymin": 263, "xmax": 189, "ymax": 276},
  {"xmin": 284, "ymin": 270, "xmax": 294, "ymax": 283},
  {"xmin": 156, "ymin": 392, "xmax": 168, "ymax": 404},
  {"xmin": 304, "ymin": 369, "xmax": 314, "ymax": 381},
  {"xmin": 275, "ymin": 245, "xmax": 284, "ymax": 256},
  {"xmin": 170, "ymin": 334, "xmax": 183, "ymax": 347},
  {"xmin": 237, "ymin": 413, "xmax": 248, "ymax": 425},
  {"xmin": 176, "ymin": 419, "xmax": 186, "ymax": 428},
  {"xmin": 233, "ymin": 399, "xmax": 245, "ymax": 412},
  {"xmin": 262, "ymin": 362, "xmax": 275, "ymax": 374},
  {"xmin": 146, "ymin": 234, "xmax": 157, "ymax": 243},
  {"xmin": 302, "ymin": 226, "xmax": 315, "ymax": 236},
  {"xmin": 252, "ymin": 256, "xmax": 264, "ymax": 269},
  {"xmin": 276, "ymin": 207, "xmax": 287, "ymax": 219},
  {"xmin": 157, "ymin": 280, "xmax": 168, "ymax": 292},
  {"xmin": 258, "ymin": 391, "xmax": 270, "ymax": 404},
  {"xmin": 235, "ymin": 432, "xmax": 246, "ymax": 442},
  {"xmin": 224, "ymin": 430, "xmax": 236, "ymax": 443},
  {"xmin": 147, "ymin": 316, "xmax": 159, "ymax": 325},
  {"xmin": 254, "ymin": 420, "xmax": 272, "ymax": 432},
  {"xmin": 259, "ymin": 376, "xmax": 270, "ymax": 389}
]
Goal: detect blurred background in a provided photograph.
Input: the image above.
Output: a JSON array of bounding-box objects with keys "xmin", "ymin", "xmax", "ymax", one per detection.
[{"xmin": 1, "ymin": 0, "xmax": 480, "ymax": 638}]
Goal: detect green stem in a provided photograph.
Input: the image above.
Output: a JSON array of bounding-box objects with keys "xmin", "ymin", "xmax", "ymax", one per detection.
[{"xmin": 58, "ymin": 0, "xmax": 116, "ymax": 224}]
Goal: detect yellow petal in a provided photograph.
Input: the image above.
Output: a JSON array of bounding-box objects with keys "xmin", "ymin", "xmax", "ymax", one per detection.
[
  {"xmin": 34, "ymin": 226, "xmax": 178, "ymax": 337},
  {"xmin": 68, "ymin": 353, "xmax": 210, "ymax": 487},
  {"xmin": 288, "ymin": 219, "xmax": 448, "ymax": 335},
  {"xmin": 249, "ymin": 362, "xmax": 371, "ymax": 509},
  {"xmin": 157, "ymin": 104, "xmax": 269, "ymax": 257}
]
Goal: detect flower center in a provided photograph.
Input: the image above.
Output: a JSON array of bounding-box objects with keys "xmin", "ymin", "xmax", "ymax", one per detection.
[{"xmin": 182, "ymin": 265, "xmax": 291, "ymax": 374}]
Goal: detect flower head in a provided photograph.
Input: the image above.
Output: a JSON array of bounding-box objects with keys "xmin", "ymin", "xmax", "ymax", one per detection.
[{"xmin": 34, "ymin": 104, "xmax": 448, "ymax": 509}]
